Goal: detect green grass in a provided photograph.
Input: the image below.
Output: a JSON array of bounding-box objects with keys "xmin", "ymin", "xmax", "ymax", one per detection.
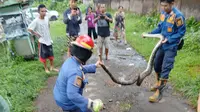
[
  {"xmin": 124, "ymin": 12, "xmax": 200, "ymax": 107},
  {"xmin": 0, "ymin": 20, "xmax": 66, "ymax": 112}
]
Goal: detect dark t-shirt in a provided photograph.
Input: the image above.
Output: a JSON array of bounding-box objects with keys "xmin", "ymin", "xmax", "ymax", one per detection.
[{"xmin": 96, "ymin": 13, "xmax": 112, "ymax": 37}]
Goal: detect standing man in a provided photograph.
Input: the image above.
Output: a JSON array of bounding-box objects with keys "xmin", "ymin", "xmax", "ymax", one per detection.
[
  {"xmin": 53, "ymin": 35, "xmax": 103, "ymax": 112},
  {"xmin": 94, "ymin": 4, "xmax": 112, "ymax": 61},
  {"xmin": 147, "ymin": 0, "xmax": 186, "ymax": 103},
  {"xmin": 63, "ymin": 0, "xmax": 82, "ymax": 57},
  {"xmin": 28, "ymin": 4, "xmax": 58, "ymax": 73}
]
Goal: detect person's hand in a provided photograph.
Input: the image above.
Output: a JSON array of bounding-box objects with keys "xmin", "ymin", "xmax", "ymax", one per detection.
[
  {"xmin": 162, "ymin": 38, "xmax": 168, "ymax": 44},
  {"xmin": 104, "ymin": 15, "xmax": 109, "ymax": 20},
  {"xmin": 97, "ymin": 16, "xmax": 100, "ymax": 20},
  {"xmin": 34, "ymin": 32, "xmax": 41, "ymax": 38},
  {"xmin": 88, "ymin": 99, "xmax": 103, "ymax": 112},
  {"xmin": 92, "ymin": 99, "xmax": 103, "ymax": 112},
  {"xmin": 141, "ymin": 33, "xmax": 146, "ymax": 38},
  {"xmin": 76, "ymin": 9, "xmax": 80, "ymax": 15},
  {"xmin": 141, "ymin": 34, "xmax": 145, "ymax": 38},
  {"xmin": 95, "ymin": 60, "xmax": 103, "ymax": 68},
  {"xmin": 71, "ymin": 10, "xmax": 77, "ymax": 16}
]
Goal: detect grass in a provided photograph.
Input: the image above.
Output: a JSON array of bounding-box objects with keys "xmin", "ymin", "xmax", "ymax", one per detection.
[
  {"xmin": 0, "ymin": 4, "xmax": 199, "ymax": 111},
  {"xmin": 0, "ymin": 1, "xmax": 85, "ymax": 111},
  {"xmin": 0, "ymin": 18, "xmax": 67, "ymax": 111},
  {"xmin": 123, "ymin": 11, "xmax": 200, "ymax": 107}
]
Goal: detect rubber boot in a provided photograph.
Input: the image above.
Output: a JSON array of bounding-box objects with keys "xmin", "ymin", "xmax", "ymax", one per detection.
[
  {"xmin": 150, "ymin": 73, "xmax": 160, "ymax": 91},
  {"xmin": 149, "ymin": 79, "xmax": 167, "ymax": 103}
]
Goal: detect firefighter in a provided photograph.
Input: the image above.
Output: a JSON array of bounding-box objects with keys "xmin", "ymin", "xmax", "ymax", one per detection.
[
  {"xmin": 147, "ymin": 0, "xmax": 186, "ymax": 103},
  {"xmin": 53, "ymin": 35, "xmax": 103, "ymax": 112}
]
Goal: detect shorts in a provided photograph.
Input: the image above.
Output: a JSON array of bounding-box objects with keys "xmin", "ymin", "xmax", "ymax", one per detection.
[
  {"xmin": 113, "ymin": 25, "xmax": 125, "ymax": 38},
  {"xmin": 38, "ymin": 43, "xmax": 54, "ymax": 63},
  {"xmin": 97, "ymin": 36, "xmax": 110, "ymax": 55}
]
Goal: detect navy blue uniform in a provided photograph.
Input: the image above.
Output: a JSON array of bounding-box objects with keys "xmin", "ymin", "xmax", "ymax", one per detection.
[
  {"xmin": 53, "ymin": 57, "xmax": 96, "ymax": 112},
  {"xmin": 150, "ymin": 7, "xmax": 186, "ymax": 79}
]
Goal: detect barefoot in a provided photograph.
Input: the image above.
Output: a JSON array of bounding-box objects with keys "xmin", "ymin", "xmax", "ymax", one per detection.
[
  {"xmin": 45, "ymin": 69, "xmax": 50, "ymax": 74},
  {"xmin": 50, "ymin": 67, "xmax": 59, "ymax": 72}
]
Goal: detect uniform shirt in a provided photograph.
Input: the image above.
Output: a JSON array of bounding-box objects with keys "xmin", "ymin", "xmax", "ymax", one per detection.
[
  {"xmin": 63, "ymin": 8, "xmax": 82, "ymax": 36},
  {"xmin": 150, "ymin": 7, "xmax": 186, "ymax": 50},
  {"xmin": 96, "ymin": 12, "xmax": 112, "ymax": 37},
  {"xmin": 28, "ymin": 17, "xmax": 52, "ymax": 46},
  {"xmin": 53, "ymin": 57, "xmax": 96, "ymax": 112}
]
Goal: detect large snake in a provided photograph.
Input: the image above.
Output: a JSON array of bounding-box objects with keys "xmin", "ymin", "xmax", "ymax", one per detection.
[{"xmin": 101, "ymin": 34, "xmax": 164, "ymax": 86}]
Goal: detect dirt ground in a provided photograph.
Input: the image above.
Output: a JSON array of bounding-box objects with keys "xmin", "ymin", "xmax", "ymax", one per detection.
[{"xmin": 34, "ymin": 18, "xmax": 195, "ymax": 112}]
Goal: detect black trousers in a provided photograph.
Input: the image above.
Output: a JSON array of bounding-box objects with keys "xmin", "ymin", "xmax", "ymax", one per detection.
[{"xmin": 88, "ymin": 27, "xmax": 97, "ymax": 40}]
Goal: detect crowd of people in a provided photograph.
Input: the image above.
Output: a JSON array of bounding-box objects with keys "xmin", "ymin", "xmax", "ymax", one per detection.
[{"xmin": 26, "ymin": 0, "xmax": 188, "ymax": 112}]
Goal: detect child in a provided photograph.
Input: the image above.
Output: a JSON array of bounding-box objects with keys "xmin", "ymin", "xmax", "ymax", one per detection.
[
  {"xmin": 113, "ymin": 6, "xmax": 127, "ymax": 44},
  {"xmin": 85, "ymin": 7, "xmax": 97, "ymax": 42},
  {"xmin": 28, "ymin": 4, "xmax": 58, "ymax": 73}
]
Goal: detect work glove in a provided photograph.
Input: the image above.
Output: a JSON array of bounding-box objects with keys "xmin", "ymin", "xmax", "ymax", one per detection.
[{"xmin": 88, "ymin": 99, "xmax": 103, "ymax": 112}]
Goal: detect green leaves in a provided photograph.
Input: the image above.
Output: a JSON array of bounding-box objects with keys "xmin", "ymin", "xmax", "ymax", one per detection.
[{"xmin": 0, "ymin": 20, "xmax": 67, "ymax": 111}]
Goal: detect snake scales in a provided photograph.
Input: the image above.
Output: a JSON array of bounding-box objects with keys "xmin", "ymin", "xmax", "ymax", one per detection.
[{"xmin": 101, "ymin": 34, "xmax": 164, "ymax": 86}]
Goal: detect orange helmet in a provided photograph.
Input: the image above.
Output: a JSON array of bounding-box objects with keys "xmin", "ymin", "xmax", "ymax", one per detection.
[{"xmin": 71, "ymin": 35, "xmax": 94, "ymax": 51}]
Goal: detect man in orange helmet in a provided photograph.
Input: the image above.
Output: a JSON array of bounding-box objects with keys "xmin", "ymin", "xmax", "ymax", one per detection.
[{"xmin": 53, "ymin": 35, "xmax": 103, "ymax": 112}]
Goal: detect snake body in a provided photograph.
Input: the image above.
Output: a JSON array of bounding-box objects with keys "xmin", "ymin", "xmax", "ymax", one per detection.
[{"xmin": 101, "ymin": 34, "xmax": 164, "ymax": 86}]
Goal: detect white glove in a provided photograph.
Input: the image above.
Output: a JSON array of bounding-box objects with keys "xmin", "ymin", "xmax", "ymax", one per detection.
[{"xmin": 88, "ymin": 99, "xmax": 103, "ymax": 112}]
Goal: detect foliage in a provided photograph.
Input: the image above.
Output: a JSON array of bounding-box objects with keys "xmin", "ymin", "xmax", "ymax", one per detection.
[
  {"xmin": 0, "ymin": 20, "xmax": 67, "ymax": 112},
  {"xmin": 32, "ymin": 0, "xmax": 87, "ymax": 14}
]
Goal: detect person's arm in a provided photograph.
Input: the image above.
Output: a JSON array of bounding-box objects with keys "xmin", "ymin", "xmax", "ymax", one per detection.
[
  {"xmin": 82, "ymin": 64, "xmax": 96, "ymax": 74},
  {"xmin": 166, "ymin": 15, "xmax": 186, "ymax": 44},
  {"xmin": 113, "ymin": 12, "xmax": 117, "ymax": 25},
  {"xmin": 94, "ymin": 14, "xmax": 100, "ymax": 23},
  {"xmin": 123, "ymin": 12, "xmax": 125, "ymax": 29},
  {"xmin": 85, "ymin": 14, "xmax": 88, "ymax": 20},
  {"xmin": 63, "ymin": 10, "xmax": 71, "ymax": 24},
  {"xmin": 82, "ymin": 60, "xmax": 102, "ymax": 74},
  {"xmin": 77, "ymin": 8, "xmax": 82, "ymax": 24},
  {"xmin": 105, "ymin": 13, "xmax": 113, "ymax": 23},
  {"xmin": 28, "ymin": 19, "xmax": 41, "ymax": 38}
]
